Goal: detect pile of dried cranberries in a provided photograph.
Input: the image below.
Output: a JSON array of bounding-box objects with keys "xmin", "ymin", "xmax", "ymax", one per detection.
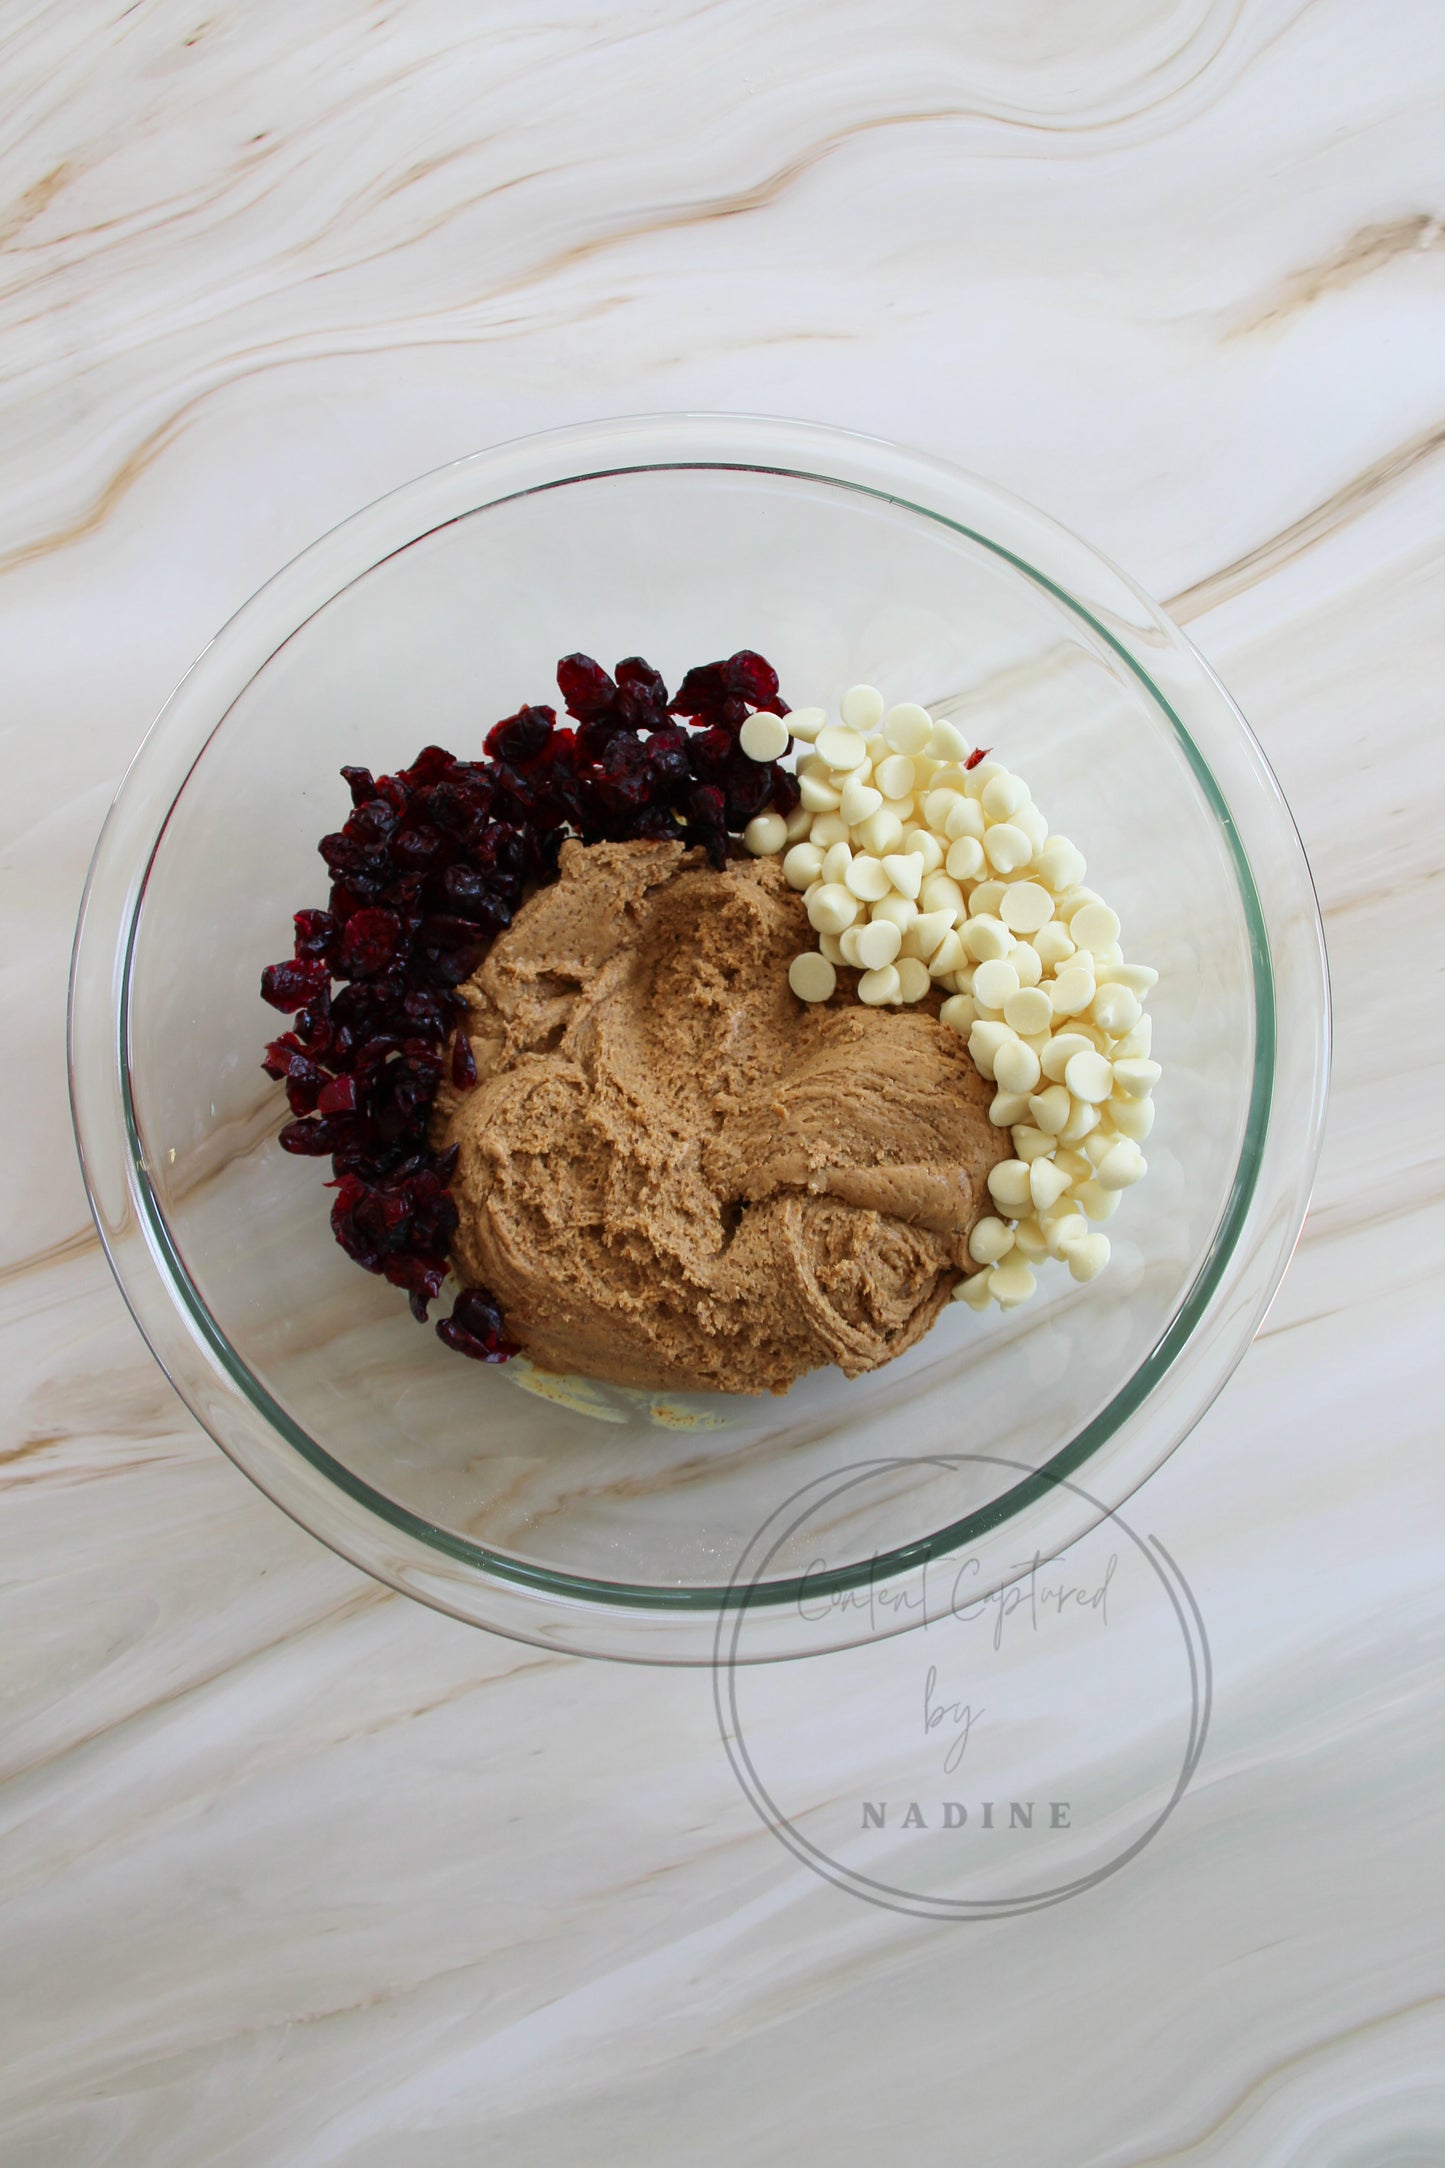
[{"xmin": 260, "ymin": 650, "xmax": 795, "ymax": 1360}]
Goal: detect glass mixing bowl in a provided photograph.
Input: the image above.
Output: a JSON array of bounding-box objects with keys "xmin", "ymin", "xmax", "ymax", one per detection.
[{"xmin": 69, "ymin": 415, "xmax": 1329, "ymax": 1662}]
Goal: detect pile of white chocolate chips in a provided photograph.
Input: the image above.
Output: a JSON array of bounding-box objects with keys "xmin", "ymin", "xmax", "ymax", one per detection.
[{"xmin": 735, "ymin": 686, "xmax": 1161, "ymax": 1312}]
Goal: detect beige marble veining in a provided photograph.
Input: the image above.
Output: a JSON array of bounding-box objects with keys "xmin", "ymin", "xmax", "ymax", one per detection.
[{"xmin": 2, "ymin": 0, "xmax": 1443, "ymax": 2160}]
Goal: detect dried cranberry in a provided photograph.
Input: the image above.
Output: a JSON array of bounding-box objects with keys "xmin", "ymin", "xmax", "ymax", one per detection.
[
  {"xmin": 261, "ymin": 958, "xmax": 330, "ymax": 1011},
  {"xmin": 671, "ymin": 661, "xmax": 727, "ymax": 717},
  {"xmin": 557, "ymin": 653, "xmax": 618, "ymax": 721},
  {"xmin": 292, "ymin": 909, "xmax": 339, "ymax": 963},
  {"xmin": 400, "ymin": 746, "xmax": 457, "ymax": 788},
  {"xmin": 614, "ymin": 657, "xmax": 669, "ymax": 731},
  {"xmin": 317, "ymin": 1073, "xmax": 358, "ymax": 1116},
  {"xmin": 722, "ymin": 757, "xmax": 774, "ymax": 827},
  {"xmin": 724, "ymin": 649, "xmax": 785, "ymax": 712},
  {"xmin": 485, "ymin": 705, "xmax": 556, "ymax": 766},
  {"xmin": 437, "ymin": 1285, "xmax": 518, "ymax": 1361},
  {"xmin": 283, "ymin": 1056, "xmax": 329, "ymax": 1116},
  {"xmin": 451, "ymin": 1032, "xmax": 478, "ymax": 1088},
  {"xmin": 769, "ymin": 766, "xmax": 802, "ymax": 816},
  {"xmin": 964, "ymin": 744, "xmax": 990, "ymax": 770},
  {"xmin": 686, "ymin": 724, "xmax": 734, "ymax": 782},
  {"xmin": 279, "ymin": 1114, "xmax": 348, "ymax": 1155},
  {"xmin": 341, "ymin": 765, "xmax": 380, "ymax": 806},
  {"xmin": 338, "ymin": 907, "xmax": 404, "ymax": 979}
]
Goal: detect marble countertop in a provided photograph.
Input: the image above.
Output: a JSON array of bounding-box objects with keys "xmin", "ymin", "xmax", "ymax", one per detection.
[{"xmin": 3, "ymin": 2, "xmax": 1441, "ymax": 2160}]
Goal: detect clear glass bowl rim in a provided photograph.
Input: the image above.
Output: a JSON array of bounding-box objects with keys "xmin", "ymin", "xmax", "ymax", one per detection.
[{"xmin": 68, "ymin": 412, "xmax": 1330, "ymax": 1657}]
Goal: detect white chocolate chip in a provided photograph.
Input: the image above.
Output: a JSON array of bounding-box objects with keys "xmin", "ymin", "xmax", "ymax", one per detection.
[
  {"xmin": 1058, "ymin": 1097, "xmax": 1100, "ymax": 1143},
  {"xmin": 799, "ymin": 773, "xmax": 842, "ymax": 812},
  {"xmin": 1033, "ymin": 922, "xmax": 1075, "ymax": 968},
  {"xmin": 1009, "ymin": 941, "xmax": 1043, "ymax": 987},
  {"xmin": 739, "ymin": 711, "xmax": 790, "ymax": 763},
  {"xmin": 1066, "ymin": 1232, "xmax": 1111, "ymax": 1281},
  {"xmin": 1046, "ymin": 1210, "xmax": 1089, "ymax": 1259},
  {"xmin": 882, "ymin": 853, "xmax": 923, "ymax": 899},
  {"xmin": 788, "ymin": 952, "xmax": 836, "ymax": 1003},
  {"xmin": 784, "ymin": 706, "xmax": 826, "ymax": 743},
  {"xmin": 784, "ymin": 802, "xmax": 814, "ymax": 841},
  {"xmin": 854, "ymin": 917, "xmax": 903, "ymax": 970},
  {"xmin": 895, "ymin": 956, "xmax": 931, "ymax": 1002},
  {"xmin": 1112, "ymin": 1056, "xmax": 1162, "ymax": 1098},
  {"xmin": 919, "ymin": 871, "xmax": 965, "ymax": 918},
  {"xmin": 955, "ymin": 1267, "xmax": 995, "ymax": 1309},
  {"xmin": 1071, "ymin": 902, "xmax": 1122, "ymax": 953},
  {"xmin": 857, "ymin": 963, "xmax": 901, "ymax": 1006},
  {"xmin": 1109, "ymin": 1092, "xmax": 1155, "ymax": 1141},
  {"xmin": 968, "ymin": 1216, "xmax": 1015, "ymax": 1265},
  {"xmin": 806, "ymin": 883, "xmax": 860, "ymax": 935},
  {"xmin": 1098, "ymin": 961, "xmax": 1158, "ymax": 994},
  {"xmin": 989, "ymin": 1255, "xmax": 1037, "ymax": 1307},
  {"xmin": 1029, "ymin": 1158, "xmax": 1071, "ymax": 1212},
  {"xmin": 998, "ymin": 880, "xmax": 1053, "ymax": 934},
  {"xmin": 968, "ymin": 879, "xmax": 1006, "ymax": 917},
  {"xmin": 871, "ymin": 893, "xmax": 918, "ymax": 933},
  {"xmin": 1048, "ymin": 965, "xmax": 1096, "ymax": 1018},
  {"xmin": 743, "ymin": 811, "xmax": 788, "ymax": 856},
  {"xmin": 1112, "ymin": 1015, "xmax": 1153, "ymax": 1059},
  {"xmin": 1041, "ymin": 1030, "xmax": 1094, "ymax": 1083},
  {"xmin": 968, "ymin": 1021, "xmax": 1011, "ymax": 1078},
  {"xmin": 973, "ymin": 957, "xmax": 1020, "ymax": 1009},
  {"xmin": 1035, "ymin": 837, "xmax": 1087, "ymax": 891},
  {"xmin": 1011, "ymin": 1124, "xmax": 1056, "ymax": 1162},
  {"xmin": 989, "ymin": 1090, "xmax": 1031, "ymax": 1126},
  {"xmin": 875, "ymin": 753, "xmax": 916, "ymax": 800},
  {"xmin": 820, "ymin": 840, "xmax": 853, "ymax": 885},
  {"xmin": 1027, "ymin": 1083, "xmax": 1071, "ymax": 1135},
  {"xmin": 783, "ymin": 842, "xmax": 824, "ymax": 890},
  {"xmin": 929, "ymin": 930, "xmax": 968, "ymax": 976},
  {"xmin": 840, "ymin": 685, "xmax": 885, "ymax": 732},
  {"xmin": 944, "ymin": 835, "xmax": 985, "ymax": 882},
  {"xmin": 816, "ymin": 724, "xmax": 869, "ymax": 771},
  {"xmin": 883, "ymin": 702, "xmax": 934, "ymax": 753},
  {"xmin": 1074, "ymin": 1179, "xmax": 1120, "ymax": 1222},
  {"xmin": 961, "ymin": 915, "xmax": 1012, "ymax": 962},
  {"xmin": 983, "ymin": 822, "xmax": 1033, "ymax": 873},
  {"xmin": 994, "ymin": 1037, "xmax": 1042, "ymax": 1094},
  {"xmin": 986, "ymin": 1159, "xmax": 1034, "ymax": 1214},
  {"xmin": 928, "ymin": 721, "xmax": 971, "ymax": 760},
  {"xmin": 908, "ymin": 908, "xmax": 956, "ymax": 959},
  {"xmin": 945, "ymin": 796, "xmax": 986, "ymax": 841},
  {"xmin": 839, "ymin": 774, "xmax": 883, "ymax": 825},
  {"xmin": 939, "ymin": 993, "xmax": 976, "ymax": 1035},
  {"xmin": 1090, "ymin": 984, "xmax": 1142, "ymax": 1036},
  {"xmin": 855, "ymin": 809, "xmax": 906, "ymax": 857},
  {"xmin": 1064, "ymin": 1049, "xmax": 1114, "ymax": 1103},
  {"xmin": 981, "ymin": 773, "xmax": 1030, "ymax": 821},
  {"xmin": 1003, "ymin": 986, "xmax": 1052, "ymax": 1036},
  {"xmin": 903, "ymin": 829, "xmax": 945, "ymax": 873},
  {"xmin": 1096, "ymin": 1139, "xmax": 1147, "ymax": 1189},
  {"xmin": 845, "ymin": 853, "xmax": 892, "ymax": 902},
  {"xmin": 1011, "ymin": 1216, "xmax": 1049, "ymax": 1260},
  {"xmin": 809, "ymin": 811, "xmax": 850, "ymax": 849}
]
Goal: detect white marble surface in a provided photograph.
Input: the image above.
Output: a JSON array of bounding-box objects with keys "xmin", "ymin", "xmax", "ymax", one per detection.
[{"xmin": 3, "ymin": 1, "xmax": 1443, "ymax": 2159}]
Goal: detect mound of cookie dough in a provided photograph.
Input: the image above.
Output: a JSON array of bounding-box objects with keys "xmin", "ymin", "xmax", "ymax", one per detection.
[{"xmin": 433, "ymin": 838, "xmax": 1007, "ymax": 1394}]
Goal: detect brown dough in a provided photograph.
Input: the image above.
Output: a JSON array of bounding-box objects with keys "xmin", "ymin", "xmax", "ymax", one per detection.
[{"xmin": 433, "ymin": 839, "xmax": 1007, "ymax": 1394}]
